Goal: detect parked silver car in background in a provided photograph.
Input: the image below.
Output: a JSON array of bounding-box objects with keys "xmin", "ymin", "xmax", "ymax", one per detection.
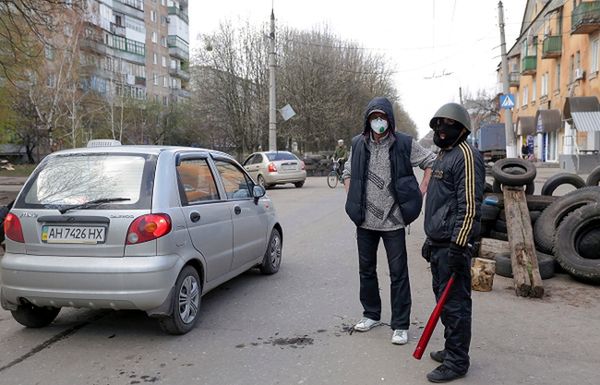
[
  {"xmin": 243, "ymin": 151, "xmax": 306, "ymax": 188},
  {"xmin": 1, "ymin": 145, "xmax": 282, "ymax": 334}
]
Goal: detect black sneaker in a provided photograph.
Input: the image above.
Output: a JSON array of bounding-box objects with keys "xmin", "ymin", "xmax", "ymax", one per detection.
[
  {"xmin": 426, "ymin": 365, "xmax": 466, "ymax": 383},
  {"xmin": 429, "ymin": 350, "xmax": 445, "ymax": 363}
]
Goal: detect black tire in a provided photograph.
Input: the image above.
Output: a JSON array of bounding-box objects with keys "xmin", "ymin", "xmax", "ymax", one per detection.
[
  {"xmin": 158, "ymin": 266, "xmax": 201, "ymax": 335},
  {"xmin": 490, "ymin": 230, "xmax": 508, "ymax": 241},
  {"xmin": 533, "ymin": 187, "xmax": 600, "ymax": 254},
  {"xmin": 260, "ymin": 228, "xmax": 282, "ymax": 275},
  {"xmin": 579, "ymin": 229, "xmax": 600, "ymax": 260},
  {"xmin": 481, "ymin": 204, "xmax": 500, "ymax": 221},
  {"xmin": 294, "ymin": 181, "xmax": 305, "ymax": 188},
  {"xmin": 327, "ymin": 171, "xmax": 338, "ymax": 188},
  {"xmin": 494, "ymin": 251, "xmax": 555, "ymax": 280},
  {"xmin": 554, "ymin": 204, "xmax": 600, "ymax": 284},
  {"xmin": 493, "ymin": 179, "xmax": 535, "ymax": 195},
  {"xmin": 482, "ymin": 193, "xmax": 557, "ymax": 211},
  {"xmin": 492, "ymin": 158, "xmax": 537, "ymax": 186},
  {"xmin": 494, "ymin": 219, "xmax": 507, "ymax": 233},
  {"xmin": 586, "ymin": 165, "xmax": 600, "ymax": 186},
  {"xmin": 498, "ymin": 209, "xmax": 506, "ymax": 221},
  {"xmin": 11, "ymin": 304, "xmax": 60, "ymax": 328},
  {"xmin": 257, "ymin": 175, "xmax": 266, "ymax": 188},
  {"xmin": 530, "ymin": 210, "xmax": 542, "ymax": 224},
  {"xmin": 484, "ymin": 182, "xmax": 494, "ymax": 193},
  {"xmin": 541, "ymin": 173, "xmax": 586, "ymax": 196}
]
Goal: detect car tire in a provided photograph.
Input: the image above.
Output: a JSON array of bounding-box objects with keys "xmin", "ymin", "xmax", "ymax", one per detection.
[
  {"xmin": 492, "ymin": 158, "xmax": 536, "ymax": 186},
  {"xmin": 541, "ymin": 173, "xmax": 586, "ymax": 196},
  {"xmin": 260, "ymin": 228, "xmax": 282, "ymax": 275},
  {"xmin": 294, "ymin": 181, "xmax": 305, "ymax": 188},
  {"xmin": 11, "ymin": 303, "xmax": 60, "ymax": 328},
  {"xmin": 494, "ymin": 251, "xmax": 555, "ymax": 280},
  {"xmin": 490, "ymin": 230, "xmax": 508, "ymax": 241},
  {"xmin": 579, "ymin": 228, "xmax": 600, "ymax": 260},
  {"xmin": 494, "ymin": 219, "xmax": 507, "ymax": 233},
  {"xmin": 534, "ymin": 187, "xmax": 600, "ymax": 254},
  {"xmin": 481, "ymin": 204, "xmax": 500, "ymax": 221},
  {"xmin": 493, "ymin": 179, "xmax": 535, "ymax": 195},
  {"xmin": 158, "ymin": 266, "xmax": 201, "ymax": 335},
  {"xmin": 530, "ymin": 210, "xmax": 542, "ymax": 224},
  {"xmin": 586, "ymin": 165, "xmax": 600, "ymax": 186},
  {"xmin": 554, "ymin": 204, "xmax": 600, "ymax": 284},
  {"xmin": 257, "ymin": 175, "xmax": 266, "ymax": 188}
]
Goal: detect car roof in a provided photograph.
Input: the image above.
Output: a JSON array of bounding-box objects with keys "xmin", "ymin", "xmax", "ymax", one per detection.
[{"xmin": 49, "ymin": 145, "xmax": 236, "ymax": 160}]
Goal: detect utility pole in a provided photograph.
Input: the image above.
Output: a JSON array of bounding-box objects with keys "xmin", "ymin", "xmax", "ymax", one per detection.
[
  {"xmin": 268, "ymin": 9, "xmax": 277, "ymax": 151},
  {"xmin": 498, "ymin": 1, "xmax": 518, "ymax": 158},
  {"xmin": 459, "ymin": 86, "xmax": 463, "ymax": 104}
]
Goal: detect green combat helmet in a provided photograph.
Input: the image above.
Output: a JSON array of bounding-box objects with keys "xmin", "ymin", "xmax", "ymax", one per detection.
[{"xmin": 429, "ymin": 103, "xmax": 472, "ymax": 132}]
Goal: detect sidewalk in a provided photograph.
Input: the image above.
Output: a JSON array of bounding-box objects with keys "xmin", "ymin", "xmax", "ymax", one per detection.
[{"xmin": 0, "ymin": 176, "xmax": 28, "ymax": 185}]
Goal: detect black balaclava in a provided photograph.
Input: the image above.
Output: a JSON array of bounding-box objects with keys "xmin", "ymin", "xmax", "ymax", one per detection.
[{"xmin": 433, "ymin": 121, "xmax": 465, "ymax": 149}]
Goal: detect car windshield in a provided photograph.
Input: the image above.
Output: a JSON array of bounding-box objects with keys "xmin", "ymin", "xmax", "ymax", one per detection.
[
  {"xmin": 18, "ymin": 154, "xmax": 154, "ymax": 209},
  {"xmin": 265, "ymin": 152, "xmax": 297, "ymax": 161}
]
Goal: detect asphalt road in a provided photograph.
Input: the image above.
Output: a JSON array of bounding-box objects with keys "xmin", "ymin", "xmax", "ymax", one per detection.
[{"xmin": 0, "ymin": 175, "xmax": 598, "ymax": 385}]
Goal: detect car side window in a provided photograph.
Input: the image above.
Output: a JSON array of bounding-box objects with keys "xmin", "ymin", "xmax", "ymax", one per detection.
[
  {"xmin": 214, "ymin": 160, "xmax": 253, "ymax": 199},
  {"xmin": 176, "ymin": 159, "xmax": 220, "ymax": 205},
  {"xmin": 255, "ymin": 154, "xmax": 263, "ymax": 164},
  {"xmin": 243, "ymin": 154, "xmax": 254, "ymax": 166}
]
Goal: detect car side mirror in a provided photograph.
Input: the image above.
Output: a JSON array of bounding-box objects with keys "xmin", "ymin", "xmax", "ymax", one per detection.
[{"xmin": 253, "ymin": 185, "xmax": 266, "ymax": 203}]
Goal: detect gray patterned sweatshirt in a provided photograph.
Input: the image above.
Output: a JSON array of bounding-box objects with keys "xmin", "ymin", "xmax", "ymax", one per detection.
[{"xmin": 342, "ymin": 133, "xmax": 435, "ymax": 231}]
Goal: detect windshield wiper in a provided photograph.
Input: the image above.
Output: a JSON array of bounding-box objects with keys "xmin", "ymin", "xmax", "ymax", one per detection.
[{"xmin": 58, "ymin": 198, "xmax": 131, "ymax": 214}]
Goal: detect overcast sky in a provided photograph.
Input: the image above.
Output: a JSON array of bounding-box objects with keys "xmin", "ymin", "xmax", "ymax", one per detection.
[{"xmin": 188, "ymin": 0, "xmax": 525, "ymax": 139}]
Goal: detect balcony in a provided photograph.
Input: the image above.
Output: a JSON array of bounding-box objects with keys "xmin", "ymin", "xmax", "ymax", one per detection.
[
  {"xmin": 171, "ymin": 88, "xmax": 191, "ymax": 99},
  {"xmin": 168, "ymin": 35, "xmax": 189, "ymax": 60},
  {"xmin": 572, "ymin": 1, "xmax": 600, "ymax": 34},
  {"xmin": 80, "ymin": 39, "xmax": 108, "ymax": 55},
  {"xmin": 168, "ymin": 6, "xmax": 189, "ymax": 24},
  {"xmin": 509, "ymin": 72, "xmax": 520, "ymax": 87},
  {"xmin": 110, "ymin": 23, "xmax": 126, "ymax": 37},
  {"xmin": 542, "ymin": 36, "xmax": 562, "ymax": 58},
  {"xmin": 169, "ymin": 67, "xmax": 191, "ymax": 81},
  {"xmin": 521, "ymin": 56, "xmax": 537, "ymax": 75}
]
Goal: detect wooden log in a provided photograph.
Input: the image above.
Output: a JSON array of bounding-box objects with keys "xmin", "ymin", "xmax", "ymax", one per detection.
[
  {"xmin": 479, "ymin": 238, "xmax": 510, "ymax": 259},
  {"xmin": 503, "ymin": 186, "xmax": 544, "ymax": 298}
]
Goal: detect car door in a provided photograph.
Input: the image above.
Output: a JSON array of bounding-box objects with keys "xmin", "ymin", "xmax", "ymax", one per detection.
[
  {"xmin": 212, "ymin": 157, "xmax": 268, "ymax": 271},
  {"xmin": 176, "ymin": 155, "xmax": 233, "ymax": 283},
  {"xmin": 242, "ymin": 153, "xmax": 261, "ymax": 181}
]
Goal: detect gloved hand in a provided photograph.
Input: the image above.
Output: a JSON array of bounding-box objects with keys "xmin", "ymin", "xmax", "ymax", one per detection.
[
  {"xmin": 421, "ymin": 240, "xmax": 431, "ymax": 262},
  {"xmin": 448, "ymin": 243, "xmax": 468, "ymax": 274}
]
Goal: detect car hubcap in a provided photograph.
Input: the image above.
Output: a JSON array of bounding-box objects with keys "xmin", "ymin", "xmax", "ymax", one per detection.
[
  {"xmin": 270, "ymin": 235, "xmax": 281, "ymax": 268},
  {"xmin": 178, "ymin": 276, "xmax": 200, "ymax": 324},
  {"xmin": 258, "ymin": 176, "xmax": 265, "ymax": 187}
]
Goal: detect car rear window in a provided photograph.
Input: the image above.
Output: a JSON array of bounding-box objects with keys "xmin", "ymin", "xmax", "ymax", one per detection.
[
  {"xmin": 16, "ymin": 153, "xmax": 156, "ymax": 210},
  {"xmin": 265, "ymin": 152, "xmax": 297, "ymax": 161}
]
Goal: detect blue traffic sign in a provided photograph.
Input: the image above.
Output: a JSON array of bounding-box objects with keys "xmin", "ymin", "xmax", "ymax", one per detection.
[{"xmin": 500, "ymin": 94, "xmax": 515, "ymax": 110}]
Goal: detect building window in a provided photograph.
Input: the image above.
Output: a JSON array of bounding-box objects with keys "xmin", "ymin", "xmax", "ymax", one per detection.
[
  {"xmin": 532, "ymin": 78, "xmax": 536, "ymax": 102},
  {"xmin": 153, "ymin": 74, "xmax": 158, "ymax": 86},
  {"xmin": 46, "ymin": 74, "xmax": 56, "ymax": 88},
  {"xmin": 153, "ymin": 53, "xmax": 157, "ymax": 65},
  {"xmin": 151, "ymin": 10, "xmax": 156, "ymax": 22},
  {"xmin": 45, "ymin": 45, "xmax": 54, "ymax": 60},
  {"xmin": 591, "ymin": 38, "xmax": 599, "ymax": 74},
  {"xmin": 163, "ymin": 76, "xmax": 168, "ymax": 87},
  {"xmin": 162, "ymin": 56, "xmax": 167, "ymax": 67},
  {"xmin": 163, "ymin": 95, "xmax": 168, "ymax": 106},
  {"xmin": 152, "ymin": 31, "xmax": 157, "ymax": 43},
  {"xmin": 161, "ymin": 36, "xmax": 167, "ymax": 47},
  {"xmin": 541, "ymin": 72, "xmax": 549, "ymax": 96},
  {"xmin": 522, "ymin": 86, "xmax": 528, "ymax": 106},
  {"xmin": 555, "ymin": 63, "xmax": 561, "ymax": 92}
]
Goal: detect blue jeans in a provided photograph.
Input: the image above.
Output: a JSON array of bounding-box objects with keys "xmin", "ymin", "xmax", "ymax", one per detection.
[{"xmin": 356, "ymin": 227, "xmax": 411, "ymax": 330}]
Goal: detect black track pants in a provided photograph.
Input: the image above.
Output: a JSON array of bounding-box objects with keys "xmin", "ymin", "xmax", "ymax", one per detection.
[
  {"xmin": 430, "ymin": 245, "xmax": 472, "ymax": 374},
  {"xmin": 356, "ymin": 227, "xmax": 411, "ymax": 330}
]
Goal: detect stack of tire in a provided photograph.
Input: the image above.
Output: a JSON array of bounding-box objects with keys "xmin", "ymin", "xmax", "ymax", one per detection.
[{"xmin": 479, "ymin": 160, "xmax": 600, "ymax": 284}]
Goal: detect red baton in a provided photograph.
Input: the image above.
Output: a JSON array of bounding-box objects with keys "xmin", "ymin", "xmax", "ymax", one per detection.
[{"xmin": 413, "ymin": 273, "xmax": 456, "ymax": 360}]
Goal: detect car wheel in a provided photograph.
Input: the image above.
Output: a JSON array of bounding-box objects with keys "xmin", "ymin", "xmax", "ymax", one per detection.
[
  {"xmin": 541, "ymin": 173, "xmax": 586, "ymax": 196},
  {"xmin": 158, "ymin": 266, "xmax": 201, "ymax": 335},
  {"xmin": 260, "ymin": 229, "xmax": 282, "ymax": 275},
  {"xmin": 11, "ymin": 303, "xmax": 60, "ymax": 328},
  {"xmin": 294, "ymin": 181, "xmax": 304, "ymax": 188},
  {"xmin": 257, "ymin": 175, "xmax": 266, "ymax": 188}
]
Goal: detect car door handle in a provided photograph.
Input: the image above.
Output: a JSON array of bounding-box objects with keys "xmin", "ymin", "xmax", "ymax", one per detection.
[
  {"xmin": 190, "ymin": 212, "xmax": 201, "ymax": 222},
  {"xmin": 234, "ymin": 206, "xmax": 241, "ymax": 215}
]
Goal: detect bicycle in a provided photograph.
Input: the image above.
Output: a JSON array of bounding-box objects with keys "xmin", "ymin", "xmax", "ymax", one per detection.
[{"xmin": 327, "ymin": 158, "xmax": 344, "ymax": 188}]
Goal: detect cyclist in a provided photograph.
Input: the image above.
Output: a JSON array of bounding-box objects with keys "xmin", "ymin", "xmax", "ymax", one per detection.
[{"xmin": 332, "ymin": 139, "xmax": 348, "ymax": 177}]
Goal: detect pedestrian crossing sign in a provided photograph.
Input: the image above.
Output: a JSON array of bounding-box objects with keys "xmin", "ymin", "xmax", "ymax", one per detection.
[{"xmin": 500, "ymin": 94, "xmax": 515, "ymax": 110}]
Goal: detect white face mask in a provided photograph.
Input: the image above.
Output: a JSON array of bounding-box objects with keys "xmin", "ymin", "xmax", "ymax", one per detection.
[{"xmin": 370, "ymin": 117, "xmax": 388, "ymax": 134}]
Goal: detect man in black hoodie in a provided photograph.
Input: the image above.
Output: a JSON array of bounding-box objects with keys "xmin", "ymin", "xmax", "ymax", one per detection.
[
  {"xmin": 422, "ymin": 102, "xmax": 485, "ymax": 382},
  {"xmin": 343, "ymin": 96, "xmax": 435, "ymax": 345}
]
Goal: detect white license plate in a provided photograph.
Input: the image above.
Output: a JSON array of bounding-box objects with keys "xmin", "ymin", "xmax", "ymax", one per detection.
[
  {"xmin": 281, "ymin": 164, "xmax": 296, "ymax": 170},
  {"xmin": 42, "ymin": 226, "xmax": 106, "ymax": 244}
]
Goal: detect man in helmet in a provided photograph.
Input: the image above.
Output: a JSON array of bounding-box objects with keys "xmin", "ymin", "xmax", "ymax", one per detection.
[
  {"xmin": 342, "ymin": 96, "xmax": 435, "ymax": 346},
  {"xmin": 421, "ymin": 102, "xmax": 485, "ymax": 382},
  {"xmin": 333, "ymin": 139, "xmax": 348, "ymax": 178}
]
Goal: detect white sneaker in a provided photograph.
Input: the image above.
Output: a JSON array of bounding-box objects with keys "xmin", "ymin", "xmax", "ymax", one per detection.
[
  {"xmin": 353, "ymin": 317, "xmax": 381, "ymax": 332},
  {"xmin": 391, "ymin": 329, "xmax": 408, "ymax": 345}
]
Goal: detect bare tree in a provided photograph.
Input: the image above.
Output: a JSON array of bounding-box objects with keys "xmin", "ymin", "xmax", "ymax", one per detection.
[{"xmin": 462, "ymin": 89, "xmax": 500, "ymax": 138}]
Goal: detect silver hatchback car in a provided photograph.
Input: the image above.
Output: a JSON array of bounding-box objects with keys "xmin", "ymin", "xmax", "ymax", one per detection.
[
  {"xmin": 1, "ymin": 146, "xmax": 282, "ymax": 334},
  {"xmin": 243, "ymin": 151, "xmax": 306, "ymax": 188}
]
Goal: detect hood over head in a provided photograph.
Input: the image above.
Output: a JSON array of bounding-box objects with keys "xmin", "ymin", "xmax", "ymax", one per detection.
[{"xmin": 363, "ymin": 97, "xmax": 395, "ymax": 135}]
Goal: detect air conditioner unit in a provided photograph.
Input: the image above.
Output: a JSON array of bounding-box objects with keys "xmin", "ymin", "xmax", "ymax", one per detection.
[{"xmin": 575, "ymin": 68, "xmax": 585, "ymax": 80}]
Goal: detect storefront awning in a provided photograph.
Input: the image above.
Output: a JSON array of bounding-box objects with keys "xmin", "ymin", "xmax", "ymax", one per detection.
[
  {"xmin": 563, "ymin": 96, "xmax": 600, "ymax": 132},
  {"xmin": 516, "ymin": 116, "xmax": 535, "ymax": 136},
  {"xmin": 534, "ymin": 109, "xmax": 561, "ymax": 133}
]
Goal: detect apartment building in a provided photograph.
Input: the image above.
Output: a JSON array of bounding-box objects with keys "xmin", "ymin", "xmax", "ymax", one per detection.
[
  {"xmin": 80, "ymin": 0, "xmax": 190, "ymax": 105},
  {"xmin": 498, "ymin": 0, "xmax": 600, "ymax": 171}
]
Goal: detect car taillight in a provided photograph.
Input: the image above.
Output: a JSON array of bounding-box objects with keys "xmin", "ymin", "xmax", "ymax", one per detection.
[
  {"xmin": 126, "ymin": 214, "xmax": 172, "ymax": 245},
  {"xmin": 267, "ymin": 162, "xmax": 277, "ymax": 173},
  {"xmin": 300, "ymin": 161, "xmax": 305, "ymax": 170},
  {"xmin": 4, "ymin": 213, "xmax": 24, "ymax": 243}
]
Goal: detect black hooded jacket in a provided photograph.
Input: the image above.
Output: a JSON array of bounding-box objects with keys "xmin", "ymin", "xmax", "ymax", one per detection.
[{"xmin": 345, "ymin": 97, "xmax": 422, "ymax": 227}]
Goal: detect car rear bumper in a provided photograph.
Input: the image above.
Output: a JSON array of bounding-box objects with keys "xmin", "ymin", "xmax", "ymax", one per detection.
[
  {"xmin": 264, "ymin": 170, "xmax": 307, "ymax": 184},
  {"xmin": 0, "ymin": 253, "xmax": 183, "ymax": 311}
]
